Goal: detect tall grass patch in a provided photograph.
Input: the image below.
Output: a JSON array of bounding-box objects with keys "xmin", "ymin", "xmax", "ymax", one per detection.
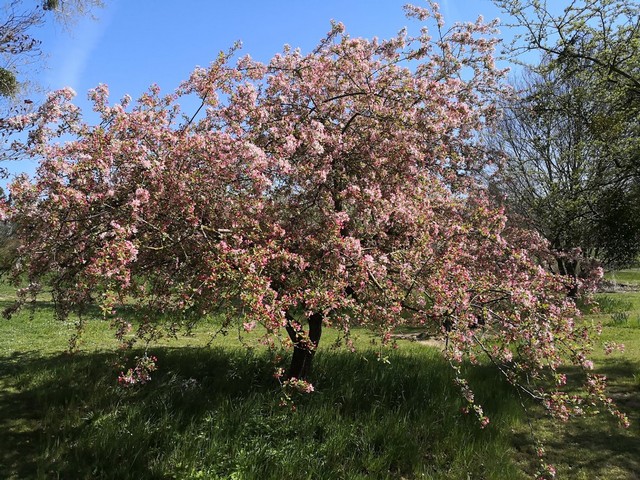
[
  {"xmin": 0, "ymin": 306, "xmax": 526, "ymax": 480},
  {"xmin": 2, "ymin": 286, "xmax": 640, "ymax": 479}
]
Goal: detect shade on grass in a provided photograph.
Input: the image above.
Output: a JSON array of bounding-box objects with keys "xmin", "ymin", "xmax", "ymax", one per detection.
[
  {"xmin": 1, "ymin": 340, "xmax": 524, "ymax": 479},
  {"xmin": 2, "ymin": 289, "xmax": 639, "ymax": 479}
]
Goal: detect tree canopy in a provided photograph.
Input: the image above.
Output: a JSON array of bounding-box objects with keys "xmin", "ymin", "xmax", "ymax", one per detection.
[
  {"xmin": 1, "ymin": 2, "xmax": 628, "ymax": 446},
  {"xmin": 493, "ymin": 64, "xmax": 640, "ymax": 274}
]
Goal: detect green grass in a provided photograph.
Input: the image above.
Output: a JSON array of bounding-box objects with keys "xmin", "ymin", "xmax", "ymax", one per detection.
[
  {"xmin": 0, "ymin": 314, "xmax": 523, "ymax": 479},
  {"xmin": 513, "ymin": 288, "xmax": 640, "ymax": 479},
  {"xmin": 591, "ymin": 291, "xmax": 640, "ymax": 327},
  {"xmin": 1, "ymin": 284, "xmax": 639, "ymax": 479},
  {"xmin": 511, "ymin": 335, "xmax": 640, "ymax": 479},
  {"xmin": 604, "ymin": 268, "xmax": 640, "ymax": 286}
]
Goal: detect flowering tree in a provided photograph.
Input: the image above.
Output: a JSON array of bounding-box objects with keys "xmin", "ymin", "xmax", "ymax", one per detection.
[{"xmin": 1, "ymin": 1, "xmax": 627, "ymax": 448}]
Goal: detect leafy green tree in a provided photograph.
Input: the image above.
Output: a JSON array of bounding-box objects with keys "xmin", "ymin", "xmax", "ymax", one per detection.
[
  {"xmin": 494, "ymin": 65, "xmax": 640, "ymax": 276},
  {"xmin": 593, "ymin": 181, "xmax": 640, "ymax": 267},
  {"xmin": 493, "ymin": 0, "xmax": 640, "ymax": 270},
  {"xmin": 494, "ymin": 0, "xmax": 640, "ymax": 92}
]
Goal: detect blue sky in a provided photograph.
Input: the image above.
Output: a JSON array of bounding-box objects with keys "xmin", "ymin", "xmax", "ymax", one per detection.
[
  {"xmin": 37, "ymin": 0, "xmax": 506, "ymax": 109},
  {"xmin": 9, "ymin": 1, "xmax": 510, "ymax": 182}
]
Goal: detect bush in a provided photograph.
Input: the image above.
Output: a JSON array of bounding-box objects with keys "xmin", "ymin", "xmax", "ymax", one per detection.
[{"xmin": 0, "ymin": 68, "xmax": 18, "ymax": 97}]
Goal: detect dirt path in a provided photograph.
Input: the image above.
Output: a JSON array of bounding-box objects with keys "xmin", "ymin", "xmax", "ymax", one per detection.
[{"xmin": 391, "ymin": 332, "xmax": 446, "ymax": 349}]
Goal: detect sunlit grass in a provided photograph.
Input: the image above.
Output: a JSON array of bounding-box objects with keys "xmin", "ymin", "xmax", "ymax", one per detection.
[
  {"xmin": 591, "ymin": 291, "xmax": 640, "ymax": 328},
  {"xmin": 512, "ymin": 334, "xmax": 640, "ymax": 479},
  {"xmin": 604, "ymin": 268, "xmax": 640, "ymax": 285},
  {"xmin": 0, "ymin": 307, "xmax": 524, "ymax": 479},
  {"xmin": 510, "ymin": 287, "xmax": 640, "ymax": 479},
  {"xmin": 1, "ymin": 281, "xmax": 639, "ymax": 479}
]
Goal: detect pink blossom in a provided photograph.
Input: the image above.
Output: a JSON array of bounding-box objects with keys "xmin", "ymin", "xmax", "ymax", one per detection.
[
  {"xmin": 1, "ymin": 4, "xmax": 625, "ymax": 471},
  {"xmin": 243, "ymin": 320, "xmax": 257, "ymax": 332}
]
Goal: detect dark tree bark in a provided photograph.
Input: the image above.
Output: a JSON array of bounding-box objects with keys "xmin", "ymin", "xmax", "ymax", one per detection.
[
  {"xmin": 285, "ymin": 311, "xmax": 323, "ymax": 380},
  {"xmin": 557, "ymin": 257, "xmax": 579, "ymax": 298}
]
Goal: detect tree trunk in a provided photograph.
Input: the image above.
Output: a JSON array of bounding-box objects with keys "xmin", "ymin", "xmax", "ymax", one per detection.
[
  {"xmin": 558, "ymin": 257, "xmax": 579, "ymax": 298},
  {"xmin": 285, "ymin": 311, "xmax": 323, "ymax": 380}
]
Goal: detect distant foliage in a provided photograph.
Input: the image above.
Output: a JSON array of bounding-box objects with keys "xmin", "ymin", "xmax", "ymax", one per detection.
[
  {"xmin": 0, "ymin": 68, "xmax": 18, "ymax": 97},
  {"xmin": 0, "ymin": 222, "xmax": 18, "ymax": 273},
  {"xmin": 493, "ymin": 0, "xmax": 640, "ymax": 270}
]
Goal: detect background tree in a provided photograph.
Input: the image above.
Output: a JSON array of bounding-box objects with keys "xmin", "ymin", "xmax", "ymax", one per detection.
[
  {"xmin": 493, "ymin": 0, "xmax": 640, "ymax": 270},
  {"xmin": 0, "ymin": 0, "xmax": 104, "ymax": 168},
  {"xmin": 493, "ymin": 0, "xmax": 640, "ymax": 97},
  {"xmin": 493, "ymin": 63, "xmax": 640, "ymax": 282},
  {"xmin": 2, "ymin": 2, "xmax": 627, "ymax": 435},
  {"xmin": 0, "ymin": 0, "xmax": 104, "ymax": 98}
]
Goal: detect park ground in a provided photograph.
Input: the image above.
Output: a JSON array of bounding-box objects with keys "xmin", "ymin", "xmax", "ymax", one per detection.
[{"xmin": 0, "ymin": 272, "xmax": 639, "ymax": 479}]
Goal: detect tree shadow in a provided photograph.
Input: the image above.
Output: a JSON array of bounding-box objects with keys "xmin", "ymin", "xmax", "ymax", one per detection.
[
  {"xmin": 512, "ymin": 359, "xmax": 640, "ymax": 478},
  {"xmin": 0, "ymin": 346, "xmax": 524, "ymax": 479},
  {"xmin": 0, "ymin": 347, "xmax": 272, "ymax": 479},
  {"xmin": 511, "ymin": 412, "xmax": 640, "ymax": 478}
]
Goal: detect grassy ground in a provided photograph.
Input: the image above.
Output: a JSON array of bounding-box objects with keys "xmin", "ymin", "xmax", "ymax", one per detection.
[
  {"xmin": 520, "ymin": 284, "xmax": 640, "ymax": 480},
  {"xmin": 511, "ymin": 314, "xmax": 640, "ymax": 479},
  {"xmin": 0, "ymin": 280, "xmax": 638, "ymax": 479},
  {"xmin": 604, "ymin": 268, "xmax": 640, "ymax": 286}
]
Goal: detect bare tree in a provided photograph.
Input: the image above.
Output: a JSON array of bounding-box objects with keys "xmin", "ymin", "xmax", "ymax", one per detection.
[
  {"xmin": 492, "ymin": 0, "xmax": 640, "ymax": 270},
  {"xmin": 494, "ymin": 63, "xmax": 640, "ymax": 273},
  {"xmin": 494, "ymin": 0, "xmax": 640, "ymax": 178},
  {"xmin": 0, "ymin": 0, "xmax": 104, "ymax": 98}
]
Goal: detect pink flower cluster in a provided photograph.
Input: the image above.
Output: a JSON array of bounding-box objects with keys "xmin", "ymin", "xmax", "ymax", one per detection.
[{"xmin": 117, "ymin": 354, "xmax": 158, "ymax": 387}]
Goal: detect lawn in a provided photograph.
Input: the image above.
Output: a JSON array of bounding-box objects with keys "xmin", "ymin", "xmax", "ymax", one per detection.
[
  {"xmin": 0, "ymin": 281, "xmax": 638, "ymax": 479},
  {"xmin": 511, "ymin": 288, "xmax": 640, "ymax": 479},
  {"xmin": 604, "ymin": 268, "xmax": 640, "ymax": 287}
]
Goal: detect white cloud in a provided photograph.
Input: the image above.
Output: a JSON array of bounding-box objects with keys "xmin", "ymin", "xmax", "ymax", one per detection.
[
  {"xmin": 440, "ymin": 0, "xmax": 451, "ymax": 19},
  {"xmin": 46, "ymin": 3, "xmax": 118, "ymax": 91}
]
